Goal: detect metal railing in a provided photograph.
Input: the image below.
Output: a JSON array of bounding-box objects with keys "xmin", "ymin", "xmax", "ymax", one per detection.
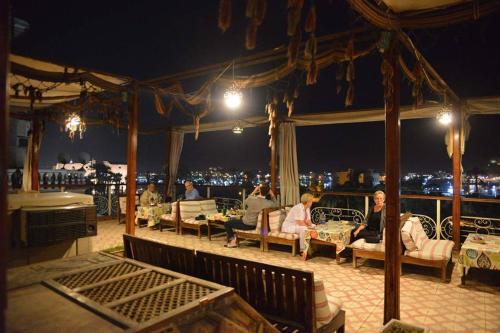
[{"xmin": 310, "ymin": 207, "xmax": 365, "ymax": 224}]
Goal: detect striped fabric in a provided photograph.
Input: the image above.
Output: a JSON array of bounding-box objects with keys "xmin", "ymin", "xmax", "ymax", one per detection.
[
  {"xmin": 405, "ymin": 239, "xmax": 454, "ymax": 260},
  {"xmin": 408, "ymin": 217, "xmax": 428, "ymax": 250},
  {"xmin": 351, "ymin": 239, "xmax": 385, "ymax": 252},
  {"xmin": 268, "ymin": 209, "xmax": 286, "ymax": 232},
  {"xmin": 401, "ymin": 220, "xmax": 417, "ymax": 251},
  {"xmin": 267, "ymin": 231, "xmax": 299, "ymax": 240},
  {"xmin": 179, "ymin": 201, "xmax": 202, "ymax": 219},
  {"xmin": 199, "ymin": 199, "xmax": 218, "ymax": 216},
  {"xmin": 314, "ymin": 280, "xmax": 342, "ymax": 328}
]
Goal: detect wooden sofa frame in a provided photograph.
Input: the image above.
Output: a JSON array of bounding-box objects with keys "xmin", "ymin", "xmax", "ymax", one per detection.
[{"xmin": 262, "ymin": 206, "xmax": 299, "ymax": 256}]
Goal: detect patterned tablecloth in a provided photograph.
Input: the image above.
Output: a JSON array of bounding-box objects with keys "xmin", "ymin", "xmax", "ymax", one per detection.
[
  {"xmin": 458, "ymin": 233, "xmax": 500, "ymax": 276},
  {"xmin": 304, "ymin": 221, "xmax": 356, "ymax": 259},
  {"xmin": 136, "ymin": 203, "xmax": 171, "ymax": 227}
]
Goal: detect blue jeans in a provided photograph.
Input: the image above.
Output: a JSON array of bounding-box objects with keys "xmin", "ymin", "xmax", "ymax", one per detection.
[{"xmin": 224, "ymin": 219, "xmax": 256, "ymax": 241}]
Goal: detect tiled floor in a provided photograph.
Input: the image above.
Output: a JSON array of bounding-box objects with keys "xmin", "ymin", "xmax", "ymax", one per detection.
[{"xmin": 90, "ymin": 219, "xmax": 500, "ymax": 333}]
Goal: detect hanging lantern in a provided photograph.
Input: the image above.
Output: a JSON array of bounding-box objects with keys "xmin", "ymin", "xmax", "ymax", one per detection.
[
  {"xmin": 224, "ymin": 82, "xmax": 243, "ymax": 109},
  {"xmin": 232, "ymin": 121, "xmax": 244, "ymax": 134},
  {"xmin": 436, "ymin": 105, "xmax": 453, "ymax": 126},
  {"xmin": 65, "ymin": 113, "xmax": 86, "ymax": 139}
]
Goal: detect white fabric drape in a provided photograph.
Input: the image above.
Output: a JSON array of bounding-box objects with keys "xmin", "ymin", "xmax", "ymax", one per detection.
[
  {"xmin": 278, "ymin": 122, "xmax": 300, "ymax": 206},
  {"xmin": 167, "ymin": 131, "xmax": 184, "ymax": 196}
]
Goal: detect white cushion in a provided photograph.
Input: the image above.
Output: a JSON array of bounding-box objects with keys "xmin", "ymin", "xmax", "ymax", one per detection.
[
  {"xmin": 351, "ymin": 239, "xmax": 385, "ymax": 252},
  {"xmin": 268, "ymin": 209, "xmax": 286, "ymax": 232},
  {"xmin": 268, "ymin": 231, "xmax": 299, "ymax": 240},
  {"xmin": 183, "ymin": 218, "xmax": 208, "ymax": 225},
  {"xmin": 179, "ymin": 201, "xmax": 202, "ymax": 219},
  {"xmin": 235, "ymin": 228, "xmax": 260, "ymax": 235},
  {"xmin": 199, "ymin": 199, "xmax": 218, "ymax": 216},
  {"xmin": 408, "ymin": 217, "xmax": 428, "ymax": 250},
  {"xmin": 405, "ymin": 239, "xmax": 454, "ymax": 261}
]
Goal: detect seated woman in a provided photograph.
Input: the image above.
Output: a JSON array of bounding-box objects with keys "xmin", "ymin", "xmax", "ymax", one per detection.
[
  {"xmin": 281, "ymin": 193, "xmax": 319, "ymax": 259},
  {"xmin": 224, "ymin": 184, "xmax": 277, "ymax": 248},
  {"xmin": 352, "ymin": 190, "xmax": 386, "ymax": 243}
]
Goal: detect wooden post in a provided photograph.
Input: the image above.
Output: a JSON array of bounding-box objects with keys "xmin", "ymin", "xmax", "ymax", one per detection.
[
  {"xmin": 451, "ymin": 104, "xmax": 462, "ymax": 249},
  {"xmin": 270, "ymin": 124, "xmax": 278, "ymax": 193},
  {"xmin": 30, "ymin": 116, "xmax": 42, "ymax": 191},
  {"xmin": 125, "ymin": 85, "xmax": 139, "ymax": 235},
  {"xmin": 0, "ymin": 0, "xmax": 10, "ymax": 331},
  {"xmin": 383, "ymin": 38, "xmax": 401, "ymax": 324},
  {"xmin": 164, "ymin": 129, "xmax": 171, "ymax": 198}
]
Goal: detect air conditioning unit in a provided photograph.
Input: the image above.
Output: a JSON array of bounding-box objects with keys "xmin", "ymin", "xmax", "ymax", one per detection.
[{"xmin": 21, "ymin": 205, "xmax": 97, "ymax": 247}]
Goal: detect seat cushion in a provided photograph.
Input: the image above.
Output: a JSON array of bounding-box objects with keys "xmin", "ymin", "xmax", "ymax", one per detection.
[
  {"xmin": 314, "ymin": 280, "xmax": 342, "ymax": 328},
  {"xmin": 268, "ymin": 209, "xmax": 286, "ymax": 232},
  {"xmin": 351, "ymin": 239, "xmax": 385, "ymax": 252},
  {"xmin": 182, "ymin": 218, "xmax": 208, "ymax": 225},
  {"xmin": 179, "ymin": 201, "xmax": 202, "ymax": 219},
  {"xmin": 405, "ymin": 239, "xmax": 454, "ymax": 261},
  {"xmin": 199, "ymin": 199, "xmax": 218, "ymax": 216},
  {"xmin": 268, "ymin": 231, "xmax": 299, "ymax": 240},
  {"xmin": 235, "ymin": 228, "xmax": 260, "ymax": 235},
  {"xmin": 160, "ymin": 214, "xmax": 173, "ymax": 221},
  {"xmin": 408, "ymin": 217, "xmax": 428, "ymax": 250}
]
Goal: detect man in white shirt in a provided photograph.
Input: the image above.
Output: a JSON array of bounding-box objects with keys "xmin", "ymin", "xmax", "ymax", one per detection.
[{"xmin": 281, "ymin": 193, "xmax": 319, "ymax": 258}]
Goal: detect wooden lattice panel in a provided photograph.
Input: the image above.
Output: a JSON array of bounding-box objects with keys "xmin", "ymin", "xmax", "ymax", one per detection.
[
  {"xmin": 79, "ymin": 271, "xmax": 176, "ymax": 304},
  {"xmin": 111, "ymin": 282, "xmax": 215, "ymax": 323},
  {"xmin": 55, "ymin": 262, "xmax": 142, "ymax": 289}
]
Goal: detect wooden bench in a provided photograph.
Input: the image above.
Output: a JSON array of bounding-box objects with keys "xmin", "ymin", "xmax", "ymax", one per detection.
[
  {"xmin": 123, "ymin": 233, "xmax": 196, "ymax": 276},
  {"xmin": 196, "ymin": 250, "xmax": 345, "ymax": 333},
  {"xmin": 159, "ymin": 200, "xmax": 179, "ymax": 233}
]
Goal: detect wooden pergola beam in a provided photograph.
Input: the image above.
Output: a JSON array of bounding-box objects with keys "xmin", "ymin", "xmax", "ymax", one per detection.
[
  {"xmin": 0, "ymin": 1, "xmax": 10, "ymax": 330},
  {"xmin": 125, "ymin": 85, "xmax": 139, "ymax": 235}
]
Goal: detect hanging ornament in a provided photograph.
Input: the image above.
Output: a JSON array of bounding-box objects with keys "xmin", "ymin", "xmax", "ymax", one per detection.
[
  {"xmin": 218, "ymin": 0, "xmax": 232, "ymax": 32},
  {"xmin": 65, "ymin": 113, "xmax": 86, "ymax": 140}
]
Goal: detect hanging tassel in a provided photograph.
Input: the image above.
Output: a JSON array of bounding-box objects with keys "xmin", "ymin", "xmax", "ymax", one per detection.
[
  {"xmin": 412, "ymin": 62, "xmax": 424, "ymax": 109},
  {"xmin": 287, "ymin": 100, "xmax": 294, "ymax": 117},
  {"xmin": 336, "ymin": 62, "xmax": 345, "ymax": 94},
  {"xmin": 346, "ymin": 61, "xmax": 355, "ymax": 83},
  {"xmin": 154, "ymin": 93, "xmax": 167, "ymax": 116},
  {"xmin": 306, "ymin": 59, "xmax": 318, "ymax": 85},
  {"xmin": 346, "ymin": 38, "xmax": 354, "ymax": 60},
  {"xmin": 304, "ymin": 33, "xmax": 317, "ymax": 60},
  {"xmin": 305, "ymin": 5, "xmax": 316, "ymax": 33},
  {"xmin": 287, "ymin": 28, "xmax": 301, "ymax": 66},
  {"xmin": 345, "ymin": 84, "xmax": 354, "ymax": 107},
  {"xmin": 246, "ymin": 20, "xmax": 258, "ymax": 50},
  {"xmin": 194, "ymin": 115, "xmax": 201, "ymax": 141},
  {"xmin": 246, "ymin": 0, "xmax": 258, "ymax": 18},
  {"xmin": 255, "ymin": 0, "xmax": 267, "ymax": 25},
  {"xmin": 287, "ymin": 0, "xmax": 303, "ymax": 36},
  {"xmin": 218, "ymin": 0, "xmax": 232, "ymax": 32}
]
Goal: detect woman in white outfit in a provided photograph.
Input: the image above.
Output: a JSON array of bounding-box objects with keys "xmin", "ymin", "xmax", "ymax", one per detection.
[{"xmin": 281, "ymin": 193, "xmax": 319, "ymax": 258}]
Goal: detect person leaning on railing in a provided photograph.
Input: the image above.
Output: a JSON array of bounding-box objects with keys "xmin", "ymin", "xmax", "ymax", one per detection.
[
  {"xmin": 224, "ymin": 184, "xmax": 277, "ymax": 248},
  {"xmin": 281, "ymin": 193, "xmax": 319, "ymax": 259}
]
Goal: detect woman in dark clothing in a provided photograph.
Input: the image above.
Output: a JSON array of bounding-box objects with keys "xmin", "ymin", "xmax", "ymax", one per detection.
[{"xmin": 352, "ymin": 190, "xmax": 386, "ymax": 243}]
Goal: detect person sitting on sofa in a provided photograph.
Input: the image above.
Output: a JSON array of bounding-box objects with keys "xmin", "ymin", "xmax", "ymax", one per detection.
[
  {"xmin": 281, "ymin": 193, "xmax": 319, "ymax": 259},
  {"xmin": 140, "ymin": 183, "xmax": 159, "ymax": 206},
  {"xmin": 352, "ymin": 190, "xmax": 386, "ymax": 243},
  {"xmin": 184, "ymin": 180, "xmax": 201, "ymax": 200},
  {"xmin": 224, "ymin": 184, "xmax": 277, "ymax": 248}
]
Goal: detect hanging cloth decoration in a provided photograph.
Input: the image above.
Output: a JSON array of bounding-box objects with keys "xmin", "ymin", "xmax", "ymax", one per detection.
[
  {"xmin": 266, "ymin": 94, "xmax": 278, "ymax": 148},
  {"xmin": 218, "ymin": 0, "xmax": 232, "ymax": 32},
  {"xmin": 412, "ymin": 61, "xmax": 424, "ymax": 109},
  {"xmin": 305, "ymin": 3, "xmax": 318, "ymax": 85},
  {"xmin": 345, "ymin": 38, "xmax": 355, "ymax": 107},
  {"xmin": 154, "ymin": 91, "xmax": 172, "ymax": 117},
  {"xmin": 287, "ymin": 0, "xmax": 304, "ymax": 65},
  {"xmin": 245, "ymin": 0, "xmax": 267, "ymax": 50},
  {"xmin": 336, "ymin": 62, "xmax": 345, "ymax": 94}
]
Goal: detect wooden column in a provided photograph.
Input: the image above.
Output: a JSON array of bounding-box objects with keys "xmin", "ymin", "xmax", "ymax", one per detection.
[
  {"xmin": 270, "ymin": 124, "xmax": 278, "ymax": 193},
  {"xmin": 451, "ymin": 103, "xmax": 462, "ymax": 249},
  {"xmin": 164, "ymin": 129, "xmax": 172, "ymax": 198},
  {"xmin": 383, "ymin": 38, "xmax": 401, "ymax": 324},
  {"xmin": 0, "ymin": 0, "xmax": 10, "ymax": 331},
  {"xmin": 30, "ymin": 116, "xmax": 42, "ymax": 191},
  {"xmin": 125, "ymin": 86, "xmax": 139, "ymax": 235}
]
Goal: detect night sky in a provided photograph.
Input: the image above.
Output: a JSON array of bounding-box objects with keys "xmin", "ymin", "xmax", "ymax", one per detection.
[{"xmin": 11, "ymin": 1, "xmax": 500, "ymax": 174}]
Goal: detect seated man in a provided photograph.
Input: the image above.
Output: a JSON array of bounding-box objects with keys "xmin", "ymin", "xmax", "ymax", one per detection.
[
  {"xmin": 184, "ymin": 180, "xmax": 201, "ymax": 200},
  {"xmin": 224, "ymin": 184, "xmax": 277, "ymax": 248},
  {"xmin": 281, "ymin": 193, "xmax": 319, "ymax": 258},
  {"xmin": 140, "ymin": 183, "xmax": 159, "ymax": 206}
]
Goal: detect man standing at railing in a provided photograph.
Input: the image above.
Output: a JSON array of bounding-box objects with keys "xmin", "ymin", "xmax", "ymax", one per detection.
[{"xmin": 184, "ymin": 180, "xmax": 201, "ymax": 200}]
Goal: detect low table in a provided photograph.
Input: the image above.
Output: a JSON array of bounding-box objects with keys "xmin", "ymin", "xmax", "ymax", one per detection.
[
  {"xmin": 459, "ymin": 233, "xmax": 500, "ymax": 284},
  {"xmin": 303, "ymin": 221, "xmax": 356, "ymax": 262}
]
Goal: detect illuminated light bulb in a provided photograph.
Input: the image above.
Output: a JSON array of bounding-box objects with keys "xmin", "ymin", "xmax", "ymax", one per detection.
[
  {"xmin": 436, "ymin": 106, "xmax": 453, "ymax": 126},
  {"xmin": 224, "ymin": 84, "xmax": 243, "ymax": 110}
]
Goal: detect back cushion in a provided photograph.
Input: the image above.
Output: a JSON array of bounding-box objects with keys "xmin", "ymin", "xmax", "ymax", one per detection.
[
  {"xmin": 170, "ymin": 201, "xmax": 178, "ymax": 220},
  {"xmin": 179, "ymin": 201, "xmax": 202, "ymax": 219},
  {"xmin": 199, "ymin": 199, "xmax": 218, "ymax": 216},
  {"xmin": 408, "ymin": 217, "xmax": 428, "ymax": 250},
  {"xmin": 401, "ymin": 219, "xmax": 417, "ymax": 251},
  {"xmin": 269, "ymin": 209, "xmax": 286, "ymax": 232},
  {"xmin": 119, "ymin": 197, "xmax": 127, "ymax": 214}
]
